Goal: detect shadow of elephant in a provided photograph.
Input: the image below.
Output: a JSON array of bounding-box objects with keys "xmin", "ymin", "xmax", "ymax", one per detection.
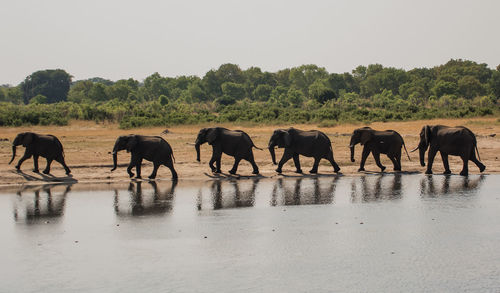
[
  {"xmin": 350, "ymin": 174, "xmax": 403, "ymax": 203},
  {"xmin": 197, "ymin": 178, "xmax": 260, "ymax": 210},
  {"xmin": 419, "ymin": 175, "xmax": 486, "ymax": 198},
  {"xmin": 14, "ymin": 183, "xmax": 72, "ymax": 224},
  {"xmin": 270, "ymin": 177, "xmax": 337, "ymax": 206},
  {"xmin": 114, "ymin": 181, "xmax": 177, "ymax": 217}
]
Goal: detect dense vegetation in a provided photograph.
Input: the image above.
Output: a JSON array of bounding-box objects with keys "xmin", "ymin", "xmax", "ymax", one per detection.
[{"xmin": 1, "ymin": 59, "xmax": 499, "ymax": 128}]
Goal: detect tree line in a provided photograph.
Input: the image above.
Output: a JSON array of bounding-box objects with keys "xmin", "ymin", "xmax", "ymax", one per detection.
[{"xmin": 1, "ymin": 59, "xmax": 499, "ymax": 128}]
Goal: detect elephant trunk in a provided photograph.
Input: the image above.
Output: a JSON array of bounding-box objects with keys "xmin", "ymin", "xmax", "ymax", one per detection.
[
  {"xmin": 419, "ymin": 146, "xmax": 426, "ymax": 167},
  {"xmin": 350, "ymin": 145, "xmax": 355, "ymax": 162},
  {"xmin": 269, "ymin": 146, "xmax": 277, "ymax": 165},
  {"xmin": 111, "ymin": 152, "xmax": 118, "ymax": 171},
  {"xmin": 9, "ymin": 145, "xmax": 16, "ymax": 164},
  {"xmin": 195, "ymin": 142, "xmax": 201, "ymax": 162}
]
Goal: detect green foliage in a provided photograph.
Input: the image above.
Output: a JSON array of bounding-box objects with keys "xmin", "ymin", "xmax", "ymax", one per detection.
[
  {"xmin": 20, "ymin": 69, "xmax": 71, "ymax": 104},
  {"xmin": 2, "ymin": 59, "xmax": 499, "ymax": 127}
]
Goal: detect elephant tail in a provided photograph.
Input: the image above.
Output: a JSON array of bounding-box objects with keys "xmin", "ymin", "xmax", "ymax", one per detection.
[
  {"xmin": 252, "ymin": 144, "xmax": 264, "ymax": 150},
  {"xmin": 56, "ymin": 138, "xmax": 66, "ymax": 158},
  {"xmin": 475, "ymin": 144, "xmax": 481, "ymax": 161},
  {"xmin": 400, "ymin": 135, "xmax": 411, "ymax": 161},
  {"xmin": 171, "ymin": 152, "xmax": 176, "ymax": 163}
]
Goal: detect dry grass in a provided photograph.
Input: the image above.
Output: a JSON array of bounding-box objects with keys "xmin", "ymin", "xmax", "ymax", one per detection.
[{"xmin": 1, "ymin": 117, "xmax": 499, "ymax": 188}]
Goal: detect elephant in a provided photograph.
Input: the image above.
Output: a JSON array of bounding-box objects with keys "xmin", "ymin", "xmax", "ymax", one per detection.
[
  {"xmin": 349, "ymin": 127, "xmax": 410, "ymax": 172},
  {"xmin": 114, "ymin": 181, "xmax": 177, "ymax": 216},
  {"xmin": 9, "ymin": 132, "xmax": 71, "ymax": 175},
  {"xmin": 271, "ymin": 177, "xmax": 337, "ymax": 206},
  {"xmin": 412, "ymin": 125, "xmax": 485, "ymax": 176},
  {"xmin": 111, "ymin": 135, "xmax": 178, "ymax": 180},
  {"xmin": 268, "ymin": 127, "xmax": 340, "ymax": 174},
  {"xmin": 14, "ymin": 183, "xmax": 71, "ymax": 223},
  {"xmin": 195, "ymin": 127, "xmax": 261, "ymax": 175}
]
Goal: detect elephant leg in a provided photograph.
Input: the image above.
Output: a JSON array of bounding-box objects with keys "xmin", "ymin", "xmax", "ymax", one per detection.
[
  {"xmin": 164, "ymin": 158, "xmax": 178, "ymax": 180},
  {"xmin": 292, "ymin": 154, "xmax": 302, "ymax": 173},
  {"xmin": 149, "ymin": 162, "xmax": 159, "ymax": 179},
  {"xmin": 426, "ymin": 147, "xmax": 438, "ymax": 175},
  {"xmin": 440, "ymin": 152, "xmax": 451, "ymax": 174},
  {"xmin": 469, "ymin": 151, "xmax": 486, "ymax": 172},
  {"xmin": 127, "ymin": 157, "xmax": 136, "ymax": 178},
  {"xmin": 309, "ymin": 157, "xmax": 320, "ymax": 174},
  {"xmin": 326, "ymin": 152, "xmax": 340, "ymax": 173},
  {"xmin": 135, "ymin": 158, "xmax": 143, "ymax": 179},
  {"xmin": 209, "ymin": 147, "xmax": 222, "ymax": 173},
  {"xmin": 33, "ymin": 154, "xmax": 40, "ymax": 173},
  {"xmin": 15, "ymin": 152, "xmax": 32, "ymax": 171},
  {"xmin": 460, "ymin": 154, "xmax": 469, "ymax": 176},
  {"xmin": 55, "ymin": 155, "xmax": 71, "ymax": 175},
  {"xmin": 358, "ymin": 146, "xmax": 370, "ymax": 172},
  {"xmin": 229, "ymin": 157, "xmax": 241, "ymax": 175},
  {"xmin": 388, "ymin": 155, "xmax": 399, "ymax": 171},
  {"xmin": 372, "ymin": 152, "xmax": 386, "ymax": 172},
  {"xmin": 276, "ymin": 149, "xmax": 293, "ymax": 173},
  {"xmin": 43, "ymin": 158, "xmax": 53, "ymax": 174},
  {"xmin": 245, "ymin": 153, "xmax": 259, "ymax": 174}
]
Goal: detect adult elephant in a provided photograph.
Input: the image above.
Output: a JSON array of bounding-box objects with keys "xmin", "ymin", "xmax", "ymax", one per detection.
[
  {"xmin": 349, "ymin": 127, "xmax": 410, "ymax": 172},
  {"xmin": 195, "ymin": 127, "xmax": 260, "ymax": 175},
  {"xmin": 111, "ymin": 135, "xmax": 177, "ymax": 180},
  {"xmin": 9, "ymin": 132, "xmax": 71, "ymax": 175},
  {"xmin": 412, "ymin": 125, "xmax": 485, "ymax": 176},
  {"xmin": 268, "ymin": 128, "xmax": 340, "ymax": 174}
]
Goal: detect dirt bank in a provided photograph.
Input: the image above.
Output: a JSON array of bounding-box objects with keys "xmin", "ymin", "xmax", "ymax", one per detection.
[{"xmin": 1, "ymin": 118, "xmax": 499, "ymax": 188}]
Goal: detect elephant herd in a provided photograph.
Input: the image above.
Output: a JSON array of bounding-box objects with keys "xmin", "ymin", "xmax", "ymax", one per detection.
[{"xmin": 8, "ymin": 125, "xmax": 486, "ymax": 179}]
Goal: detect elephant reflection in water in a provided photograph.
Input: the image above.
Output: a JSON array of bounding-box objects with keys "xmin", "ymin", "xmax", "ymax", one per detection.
[
  {"xmin": 271, "ymin": 177, "xmax": 337, "ymax": 206},
  {"xmin": 197, "ymin": 179, "xmax": 260, "ymax": 210},
  {"xmin": 350, "ymin": 174, "xmax": 403, "ymax": 203},
  {"xmin": 14, "ymin": 184, "xmax": 72, "ymax": 223},
  {"xmin": 114, "ymin": 181, "xmax": 177, "ymax": 217},
  {"xmin": 419, "ymin": 175, "xmax": 485, "ymax": 197}
]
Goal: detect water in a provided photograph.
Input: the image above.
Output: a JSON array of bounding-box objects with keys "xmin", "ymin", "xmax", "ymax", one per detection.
[{"xmin": 1, "ymin": 174, "xmax": 499, "ymax": 292}]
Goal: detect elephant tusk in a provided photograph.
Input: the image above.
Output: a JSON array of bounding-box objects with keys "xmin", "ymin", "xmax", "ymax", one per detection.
[
  {"xmin": 186, "ymin": 142, "xmax": 196, "ymax": 146},
  {"xmin": 410, "ymin": 147, "xmax": 419, "ymax": 153}
]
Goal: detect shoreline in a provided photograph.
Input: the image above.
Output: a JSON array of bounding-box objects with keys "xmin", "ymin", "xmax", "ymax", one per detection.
[{"xmin": 1, "ymin": 117, "xmax": 499, "ymax": 190}]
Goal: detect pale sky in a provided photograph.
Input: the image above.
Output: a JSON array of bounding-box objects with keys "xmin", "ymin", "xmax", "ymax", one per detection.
[{"xmin": 1, "ymin": 0, "xmax": 499, "ymax": 85}]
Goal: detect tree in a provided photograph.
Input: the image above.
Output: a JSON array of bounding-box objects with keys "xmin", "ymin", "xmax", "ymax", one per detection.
[
  {"xmin": 29, "ymin": 94, "xmax": 48, "ymax": 104},
  {"xmin": 21, "ymin": 69, "xmax": 72, "ymax": 104},
  {"xmin": 432, "ymin": 80, "xmax": 458, "ymax": 97},
  {"xmin": 221, "ymin": 82, "xmax": 246, "ymax": 100},
  {"xmin": 89, "ymin": 83, "xmax": 108, "ymax": 102},
  {"xmin": 488, "ymin": 70, "xmax": 500, "ymax": 98},
  {"xmin": 253, "ymin": 84, "xmax": 273, "ymax": 101},
  {"xmin": 458, "ymin": 76, "xmax": 484, "ymax": 99}
]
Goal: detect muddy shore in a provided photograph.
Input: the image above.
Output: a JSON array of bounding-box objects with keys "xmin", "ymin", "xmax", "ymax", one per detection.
[{"xmin": 1, "ymin": 117, "xmax": 499, "ymax": 188}]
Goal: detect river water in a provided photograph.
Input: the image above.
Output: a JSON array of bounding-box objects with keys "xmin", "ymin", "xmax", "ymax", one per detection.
[{"xmin": 1, "ymin": 174, "xmax": 499, "ymax": 292}]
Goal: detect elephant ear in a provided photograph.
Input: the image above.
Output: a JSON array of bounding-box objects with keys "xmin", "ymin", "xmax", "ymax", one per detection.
[
  {"xmin": 126, "ymin": 135, "xmax": 138, "ymax": 152},
  {"xmin": 360, "ymin": 131, "xmax": 372, "ymax": 145},
  {"xmin": 22, "ymin": 132, "xmax": 34, "ymax": 147},
  {"xmin": 424, "ymin": 125, "xmax": 431, "ymax": 146},
  {"xmin": 283, "ymin": 130, "xmax": 292, "ymax": 147},
  {"xmin": 206, "ymin": 128, "xmax": 218, "ymax": 145}
]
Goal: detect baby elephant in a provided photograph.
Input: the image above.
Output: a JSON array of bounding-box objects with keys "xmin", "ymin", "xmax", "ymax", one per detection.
[
  {"xmin": 268, "ymin": 127, "xmax": 341, "ymax": 174},
  {"xmin": 111, "ymin": 135, "xmax": 178, "ymax": 180},
  {"xmin": 349, "ymin": 127, "xmax": 410, "ymax": 172},
  {"xmin": 9, "ymin": 132, "xmax": 71, "ymax": 175}
]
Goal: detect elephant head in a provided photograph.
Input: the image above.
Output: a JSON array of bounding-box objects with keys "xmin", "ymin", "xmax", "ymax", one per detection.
[
  {"xmin": 194, "ymin": 128, "xmax": 218, "ymax": 162},
  {"xmin": 413, "ymin": 125, "xmax": 432, "ymax": 167},
  {"xmin": 111, "ymin": 135, "xmax": 138, "ymax": 171},
  {"xmin": 349, "ymin": 127, "xmax": 373, "ymax": 162},
  {"xmin": 268, "ymin": 129, "xmax": 292, "ymax": 165},
  {"xmin": 9, "ymin": 132, "xmax": 35, "ymax": 164}
]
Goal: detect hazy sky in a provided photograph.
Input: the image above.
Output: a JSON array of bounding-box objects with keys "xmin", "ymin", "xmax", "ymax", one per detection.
[{"xmin": 1, "ymin": 0, "xmax": 499, "ymax": 85}]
